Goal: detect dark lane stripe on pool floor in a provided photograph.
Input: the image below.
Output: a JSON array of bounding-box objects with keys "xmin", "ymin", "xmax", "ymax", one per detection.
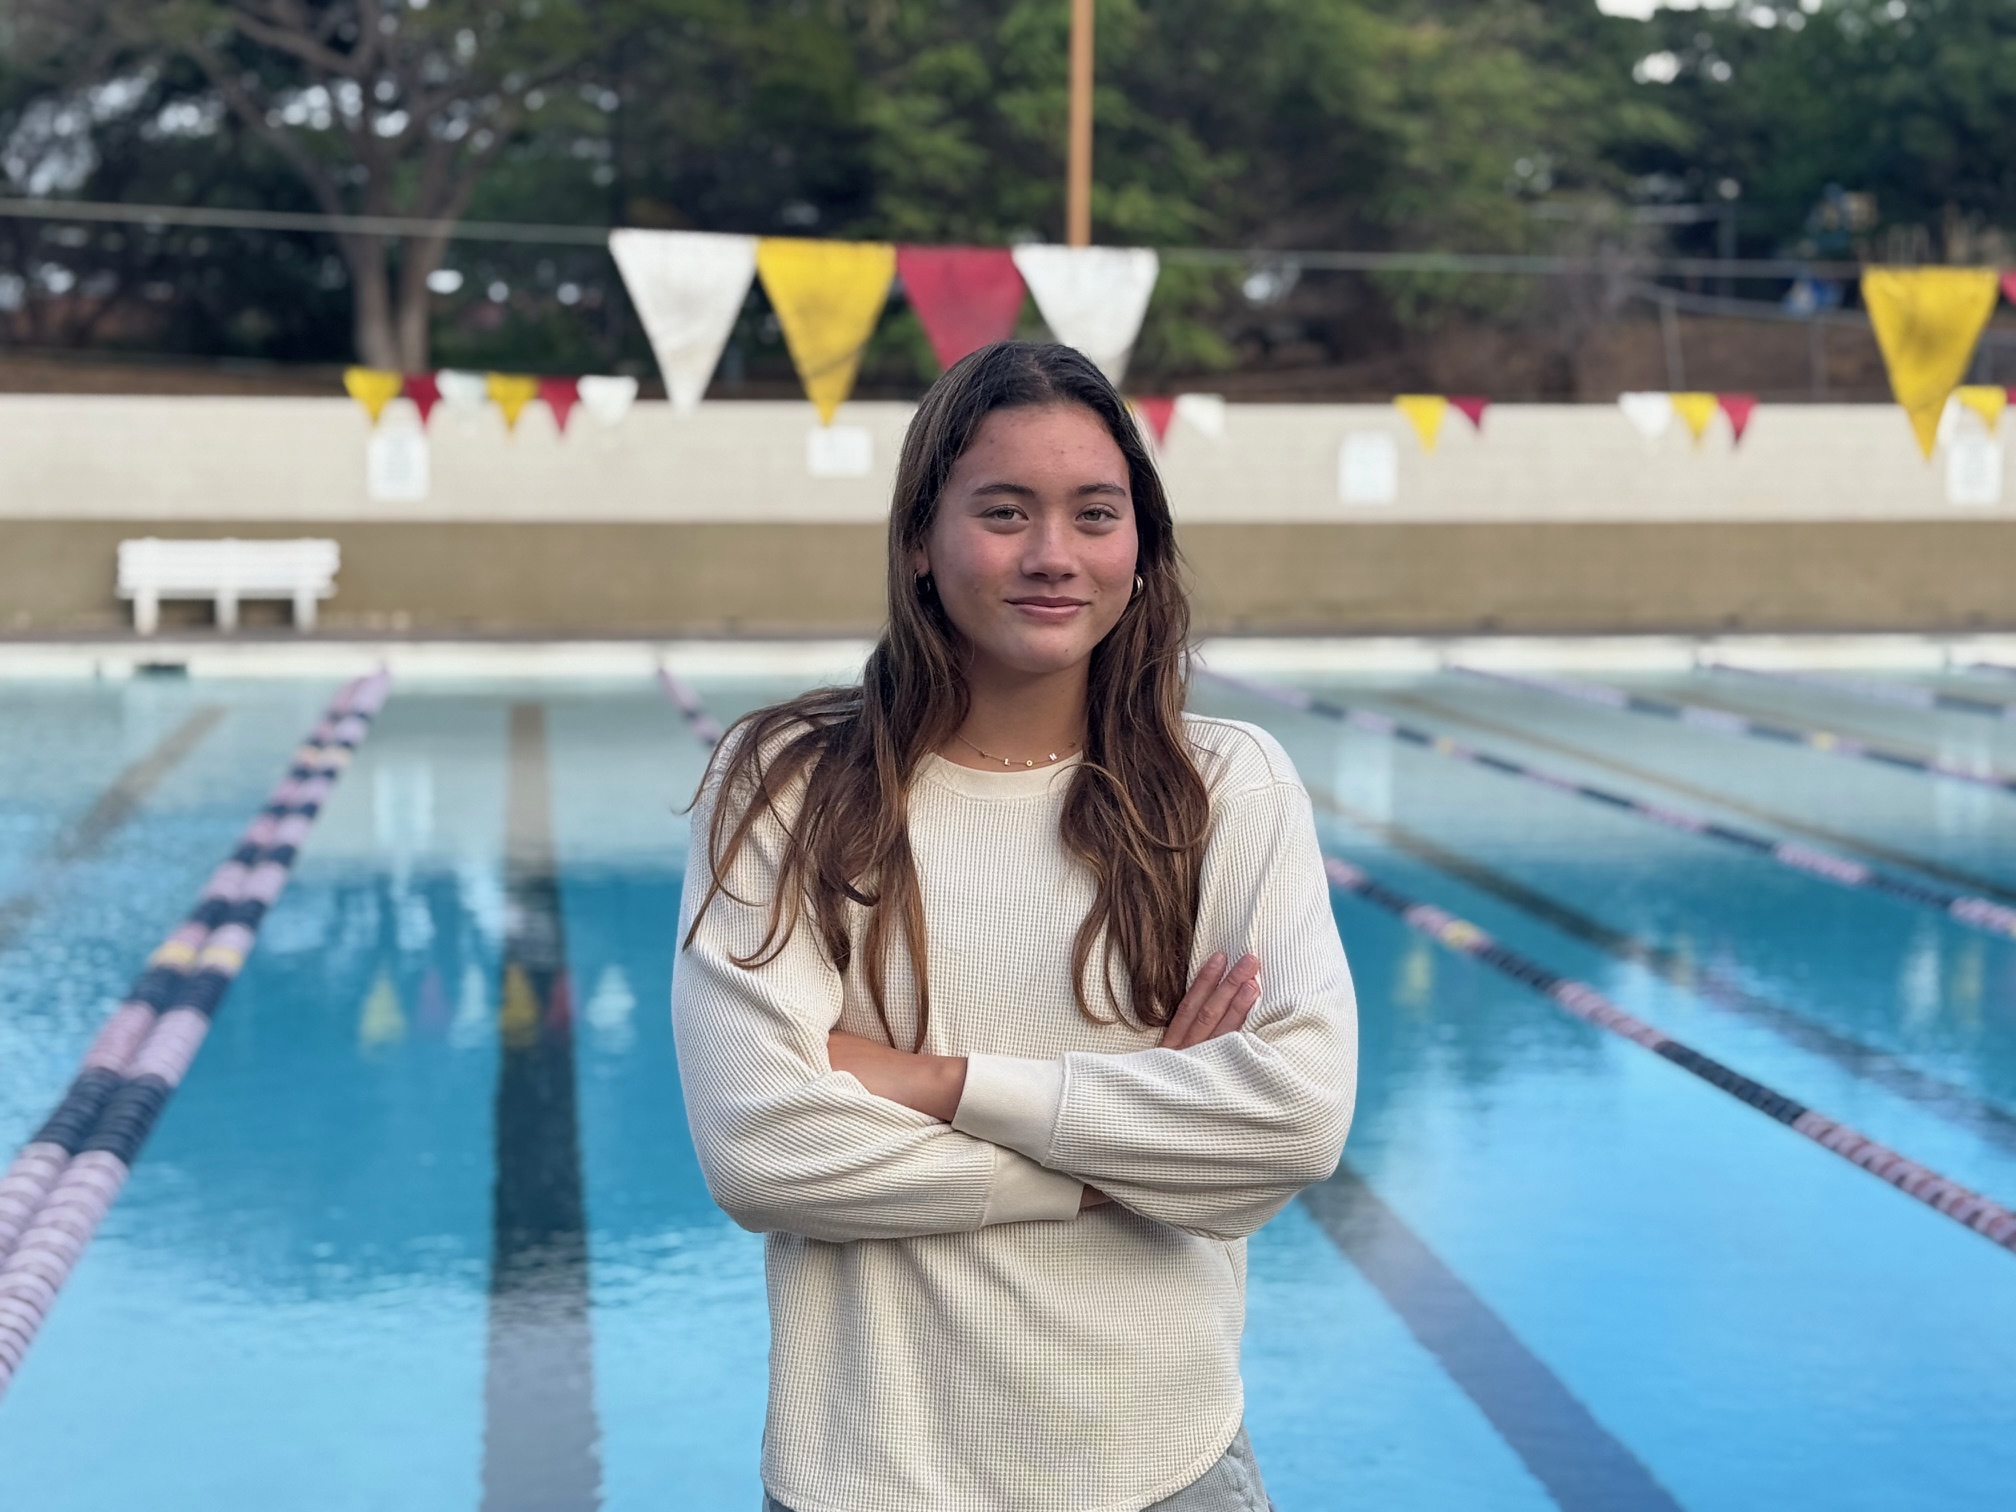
[
  {"xmin": 482, "ymin": 704, "xmax": 601, "ymax": 1512},
  {"xmin": 0, "ymin": 704, "xmax": 226, "ymax": 955},
  {"xmin": 1387, "ymin": 691, "xmax": 2016, "ymax": 909},
  {"xmin": 1309, "ymin": 788, "xmax": 2016, "ymax": 1160},
  {"xmin": 1302, "ymin": 1167, "xmax": 1685, "ymax": 1512},
  {"xmin": 1323, "ymin": 856, "xmax": 2016, "ymax": 1254}
]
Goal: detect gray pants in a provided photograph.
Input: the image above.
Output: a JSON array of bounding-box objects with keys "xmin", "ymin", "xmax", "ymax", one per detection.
[{"xmin": 761, "ymin": 1422, "xmax": 1276, "ymax": 1512}]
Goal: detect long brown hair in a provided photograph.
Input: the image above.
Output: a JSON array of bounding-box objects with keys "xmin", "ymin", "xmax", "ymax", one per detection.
[{"xmin": 683, "ymin": 340, "xmax": 1211, "ymax": 1047}]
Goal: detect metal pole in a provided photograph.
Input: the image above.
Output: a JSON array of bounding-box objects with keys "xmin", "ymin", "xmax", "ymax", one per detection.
[{"xmin": 1067, "ymin": 0, "xmax": 1094, "ymax": 246}]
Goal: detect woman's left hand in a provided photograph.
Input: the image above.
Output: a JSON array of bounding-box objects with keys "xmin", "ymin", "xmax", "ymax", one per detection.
[{"xmin": 827, "ymin": 1029, "xmax": 968, "ymax": 1122}]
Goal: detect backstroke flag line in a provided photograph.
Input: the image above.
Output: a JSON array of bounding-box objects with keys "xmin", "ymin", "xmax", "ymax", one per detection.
[
  {"xmin": 609, "ymin": 229, "xmax": 759, "ymax": 415},
  {"xmin": 343, "ymin": 367, "xmax": 403, "ymax": 425},
  {"xmin": 1861, "ymin": 267, "xmax": 2001, "ymax": 459},
  {"xmin": 1394, "ymin": 395, "xmax": 1449, "ymax": 453},
  {"xmin": 896, "ymin": 246, "xmax": 1027, "ymax": 372},
  {"xmin": 1618, "ymin": 391, "xmax": 1674, "ymax": 443},
  {"xmin": 1011, "ymin": 244, "xmax": 1160, "ymax": 386},
  {"xmin": 757, "ymin": 237, "xmax": 898, "ymax": 425},
  {"xmin": 1672, "ymin": 392, "xmax": 1720, "ymax": 446}
]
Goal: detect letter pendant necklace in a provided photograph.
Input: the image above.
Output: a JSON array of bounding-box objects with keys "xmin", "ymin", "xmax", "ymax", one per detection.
[{"xmin": 954, "ymin": 732, "xmax": 1083, "ymax": 769}]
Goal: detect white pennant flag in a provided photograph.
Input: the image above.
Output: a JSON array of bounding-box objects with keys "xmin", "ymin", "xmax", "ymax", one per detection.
[
  {"xmin": 1617, "ymin": 391, "xmax": 1675, "ymax": 443},
  {"xmin": 435, "ymin": 369, "xmax": 489, "ymax": 422},
  {"xmin": 577, "ymin": 374, "xmax": 640, "ymax": 427},
  {"xmin": 609, "ymin": 229, "xmax": 759, "ymax": 414},
  {"xmin": 1173, "ymin": 392, "xmax": 1227, "ymax": 440},
  {"xmin": 1010, "ymin": 244, "xmax": 1160, "ymax": 386}
]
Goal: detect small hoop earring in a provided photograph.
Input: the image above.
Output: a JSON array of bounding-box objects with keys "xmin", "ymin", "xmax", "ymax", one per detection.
[
  {"xmin": 915, "ymin": 573, "xmax": 935, "ymax": 597},
  {"xmin": 1131, "ymin": 573, "xmax": 1144, "ymax": 600}
]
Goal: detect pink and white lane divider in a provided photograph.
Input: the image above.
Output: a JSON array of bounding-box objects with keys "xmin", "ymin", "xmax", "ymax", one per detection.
[
  {"xmin": 1321, "ymin": 854, "xmax": 2016, "ymax": 1255},
  {"xmin": 0, "ymin": 670, "xmax": 391, "ymax": 1399},
  {"xmin": 656, "ymin": 665, "xmax": 723, "ymax": 748}
]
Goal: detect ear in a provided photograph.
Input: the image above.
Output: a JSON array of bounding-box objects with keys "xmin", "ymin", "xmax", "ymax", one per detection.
[{"xmin": 909, "ymin": 546, "xmax": 930, "ymax": 577}]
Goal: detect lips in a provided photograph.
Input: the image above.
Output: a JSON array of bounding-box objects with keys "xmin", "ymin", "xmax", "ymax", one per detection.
[{"xmin": 1007, "ymin": 598, "xmax": 1089, "ymax": 609}]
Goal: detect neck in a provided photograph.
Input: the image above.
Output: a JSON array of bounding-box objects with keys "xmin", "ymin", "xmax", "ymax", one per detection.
[{"xmin": 942, "ymin": 659, "xmax": 1091, "ymax": 770}]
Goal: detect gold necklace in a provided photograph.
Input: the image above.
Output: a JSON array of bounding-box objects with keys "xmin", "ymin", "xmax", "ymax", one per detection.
[{"xmin": 953, "ymin": 731, "xmax": 1083, "ymax": 769}]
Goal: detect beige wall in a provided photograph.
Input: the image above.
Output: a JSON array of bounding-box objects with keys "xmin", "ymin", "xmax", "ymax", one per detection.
[{"xmin": 1, "ymin": 396, "xmax": 2012, "ymax": 636}]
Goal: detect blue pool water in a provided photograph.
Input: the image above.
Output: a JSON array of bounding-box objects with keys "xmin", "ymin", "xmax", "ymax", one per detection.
[{"xmin": 1, "ymin": 661, "xmax": 2013, "ymax": 1510}]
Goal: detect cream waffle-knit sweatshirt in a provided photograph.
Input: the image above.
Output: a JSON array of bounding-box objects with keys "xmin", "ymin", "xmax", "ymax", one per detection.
[{"xmin": 671, "ymin": 712, "xmax": 1357, "ymax": 1512}]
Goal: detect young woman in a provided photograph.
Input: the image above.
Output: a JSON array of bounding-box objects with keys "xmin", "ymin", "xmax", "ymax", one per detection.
[{"xmin": 672, "ymin": 341, "xmax": 1357, "ymax": 1512}]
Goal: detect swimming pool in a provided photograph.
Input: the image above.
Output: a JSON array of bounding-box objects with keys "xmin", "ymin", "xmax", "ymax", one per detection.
[{"xmin": 0, "ymin": 656, "xmax": 2012, "ymax": 1510}]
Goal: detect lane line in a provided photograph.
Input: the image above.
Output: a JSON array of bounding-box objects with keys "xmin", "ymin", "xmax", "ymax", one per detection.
[
  {"xmin": 1302, "ymin": 1167, "xmax": 1685, "ymax": 1512},
  {"xmin": 1307, "ymin": 786, "xmax": 2016, "ymax": 1161},
  {"xmin": 1387, "ymin": 688, "xmax": 2016, "ymax": 907},
  {"xmin": 1322, "ymin": 854, "xmax": 2016, "ymax": 1254},
  {"xmin": 0, "ymin": 673, "xmax": 389, "ymax": 1398},
  {"xmin": 0, "ymin": 705, "xmax": 228, "ymax": 955},
  {"xmin": 480, "ymin": 704, "xmax": 601, "ymax": 1512},
  {"xmin": 1706, "ymin": 663, "xmax": 2016, "ymax": 723},
  {"xmin": 1451, "ymin": 665, "xmax": 2016, "ymax": 797},
  {"xmin": 1197, "ymin": 668, "xmax": 2016, "ymax": 942}
]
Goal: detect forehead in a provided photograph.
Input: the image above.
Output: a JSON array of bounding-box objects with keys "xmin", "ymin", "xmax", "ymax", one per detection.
[{"xmin": 950, "ymin": 403, "xmax": 1130, "ymax": 487}]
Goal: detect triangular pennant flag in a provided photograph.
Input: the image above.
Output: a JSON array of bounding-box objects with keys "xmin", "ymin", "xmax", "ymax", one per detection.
[
  {"xmin": 756, "ymin": 237, "xmax": 898, "ymax": 425},
  {"xmin": 2003, "ymin": 272, "xmax": 2016, "ymax": 307},
  {"xmin": 577, "ymin": 374, "xmax": 639, "ymax": 427},
  {"xmin": 545, "ymin": 969, "xmax": 574, "ymax": 1034},
  {"xmin": 1861, "ymin": 267, "xmax": 2001, "ymax": 458},
  {"xmin": 343, "ymin": 367, "xmax": 403, "ymax": 425},
  {"xmin": 500, "ymin": 961, "xmax": 539, "ymax": 1048},
  {"xmin": 608, "ymin": 228, "xmax": 759, "ymax": 415},
  {"xmin": 486, "ymin": 373, "xmax": 539, "ymax": 433},
  {"xmin": 1717, "ymin": 393, "xmax": 1757, "ymax": 446},
  {"xmin": 1010, "ymin": 244, "xmax": 1160, "ymax": 386},
  {"xmin": 1672, "ymin": 392, "xmax": 1720, "ymax": 445},
  {"xmin": 1955, "ymin": 384, "xmax": 2007, "ymax": 430},
  {"xmin": 539, "ymin": 376, "xmax": 580, "ymax": 434},
  {"xmin": 402, "ymin": 372, "xmax": 441, "ymax": 426},
  {"xmin": 1394, "ymin": 394, "xmax": 1449, "ymax": 454},
  {"xmin": 586, "ymin": 964, "xmax": 637, "ymax": 1032},
  {"xmin": 1132, "ymin": 396, "xmax": 1177, "ymax": 445},
  {"xmin": 1618, "ymin": 391, "xmax": 1674, "ymax": 442},
  {"xmin": 358, "ymin": 967, "xmax": 406, "ymax": 1048},
  {"xmin": 894, "ymin": 245, "xmax": 1027, "ymax": 372},
  {"xmin": 436, "ymin": 369, "xmax": 489, "ymax": 420},
  {"xmin": 1172, "ymin": 392, "xmax": 1226, "ymax": 439},
  {"xmin": 1449, "ymin": 396, "xmax": 1489, "ymax": 431}
]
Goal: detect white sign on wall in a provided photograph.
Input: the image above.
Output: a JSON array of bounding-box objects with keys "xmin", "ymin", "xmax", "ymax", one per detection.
[
  {"xmin": 366, "ymin": 424, "xmax": 430, "ymax": 504},
  {"xmin": 1946, "ymin": 434, "xmax": 2004, "ymax": 507},
  {"xmin": 1338, "ymin": 432, "xmax": 1400, "ymax": 506},
  {"xmin": 806, "ymin": 424, "xmax": 874, "ymax": 479}
]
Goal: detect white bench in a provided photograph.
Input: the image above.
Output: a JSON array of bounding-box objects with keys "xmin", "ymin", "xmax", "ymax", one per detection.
[{"xmin": 117, "ymin": 537, "xmax": 341, "ymax": 634}]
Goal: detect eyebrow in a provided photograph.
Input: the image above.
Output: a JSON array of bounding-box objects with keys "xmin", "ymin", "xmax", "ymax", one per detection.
[{"xmin": 967, "ymin": 480, "xmax": 1130, "ymax": 500}]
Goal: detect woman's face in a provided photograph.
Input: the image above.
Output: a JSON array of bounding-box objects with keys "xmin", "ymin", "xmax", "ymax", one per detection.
[{"xmin": 913, "ymin": 403, "xmax": 1140, "ymax": 680}]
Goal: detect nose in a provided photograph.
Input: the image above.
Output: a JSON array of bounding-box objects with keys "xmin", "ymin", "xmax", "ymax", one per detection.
[{"xmin": 1020, "ymin": 512, "xmax": 1078, "ymax": 583}]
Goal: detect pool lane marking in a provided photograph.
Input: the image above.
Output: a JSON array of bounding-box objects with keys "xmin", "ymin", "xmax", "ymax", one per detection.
[
  {"xmin": 1451, "ymin": 665, "xmax": 2016, "ymax": 798},
  {"xmin": 481, "ymin": 703, "xmax": 601, "ymax": 1512},
  {"xmin": 1307, "ymin": 786, "xmax": 2016, "ymax": 1162},
  {"xmin": 0, "ymin": 672, "xmax": 390, "ymax": 1397},
  {"xmin": 1706, "ymin": 663, "xmax": 2016, "ymax": 723},
  {"xmin": 1387, "ymin": 688, "xmax": 2016, "ymax": 907},
  {"xmin": 1195, "ymin": 668, "xmax": 2016, "ymax": 943},
  {"xmin": 0, "ymin": 704, "xmax": 228, "ymax": 956},
  {"xmin": 656, "ymin": 665, "xmax": 723, "ymax": 748},
  {"xmin": 1321, "ymin": 854, "xmax": 2016, "ymax": 1254},
  {"xmin": 1302, "ymin": 1166, "xmax": 1685, "ymax": 1512}
]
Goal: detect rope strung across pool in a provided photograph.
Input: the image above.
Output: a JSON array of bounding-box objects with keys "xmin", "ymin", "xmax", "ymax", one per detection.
[
  {"xmin": 0, "ymin": 670, "xmax": 390, "ymax": 1400},
  {"xmin": 1451, "ymin": 664, "xmax": 2016, "ymax": 797},
  {"xmin": 1706, "ymin": 663, "xmax": 2016, "ymax": 723},
  {"xmin": 1197, "ymin": 667, "xmax": 2016, "ymax": 943},
  {"xmin": 656, "ymin": 666, "xmax": 723, "ymax": 748},
  {"xmin": 1320, "ymin": 854, "xmax": 2016, "ymax": 1254}
]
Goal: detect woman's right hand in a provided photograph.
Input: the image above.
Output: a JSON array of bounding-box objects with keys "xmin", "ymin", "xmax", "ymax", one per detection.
[{"xmin": 1160, "ymin": 951, "xmax": 1262, "ymax": 1051}]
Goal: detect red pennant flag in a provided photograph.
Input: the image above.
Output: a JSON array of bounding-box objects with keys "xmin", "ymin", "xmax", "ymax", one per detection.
[
  {"xmin": 2003, "ymin": 272, "xmax": 2016, "ymax": 306},
  {"xmin": 1133, "ymin": 396, "xmax": 1177, "ymax": 445},
  {"xmin": 1449, "ymin": 395, "xmax": 1490, "ymax": 431},
  {"xmin": 402, "ymin": 372, "xmax": 441, "ymax": 426},
  {"xmin": 545, "ymin": 970, "xmax": 575, "ymax": 1034},
  {"xmin": 1717, "ymin": 393, "xmax": 1758, "ymax": 446},
  {"xmin": 539, "ymin": 377, "xmax": 580, "ymax": 433},
  {"xmin": 895, "ymin": 246, "xmax": 1026, "ymax": 372}
]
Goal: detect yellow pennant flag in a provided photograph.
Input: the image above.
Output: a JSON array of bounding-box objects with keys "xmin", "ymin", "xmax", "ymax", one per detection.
[
  {"xmin": 1394, "ymin": 395, "xmax": 1449, "ymax": 454},
  {"xmin": 1861, "ymin": 268, "xmax": 2001, "ymax": 458},
  {"xmin": 485, "ymin": 373, "xmax": 540, "ymax": 433},
  {"xmin": 756, "ymin": 237, "xmax": 897, "ymax": 424},
  {"xmin": 1955, "ymin": 384, "xmax": 2008, "ymax": 431},
  {"xmin": 358, "ymin": 968, "xmax": 407, "ymax": 1049},
  {"xmin": 343, "ymin": 367, "xmax": 403, "ymax": 425},
  {"xmin": 1672, "ymin": 392, "xmax": 1720, "ymax": 446},
  {"xmin": 500, "ymin": 962, "xmax": 540, "ymax": 1049}
]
